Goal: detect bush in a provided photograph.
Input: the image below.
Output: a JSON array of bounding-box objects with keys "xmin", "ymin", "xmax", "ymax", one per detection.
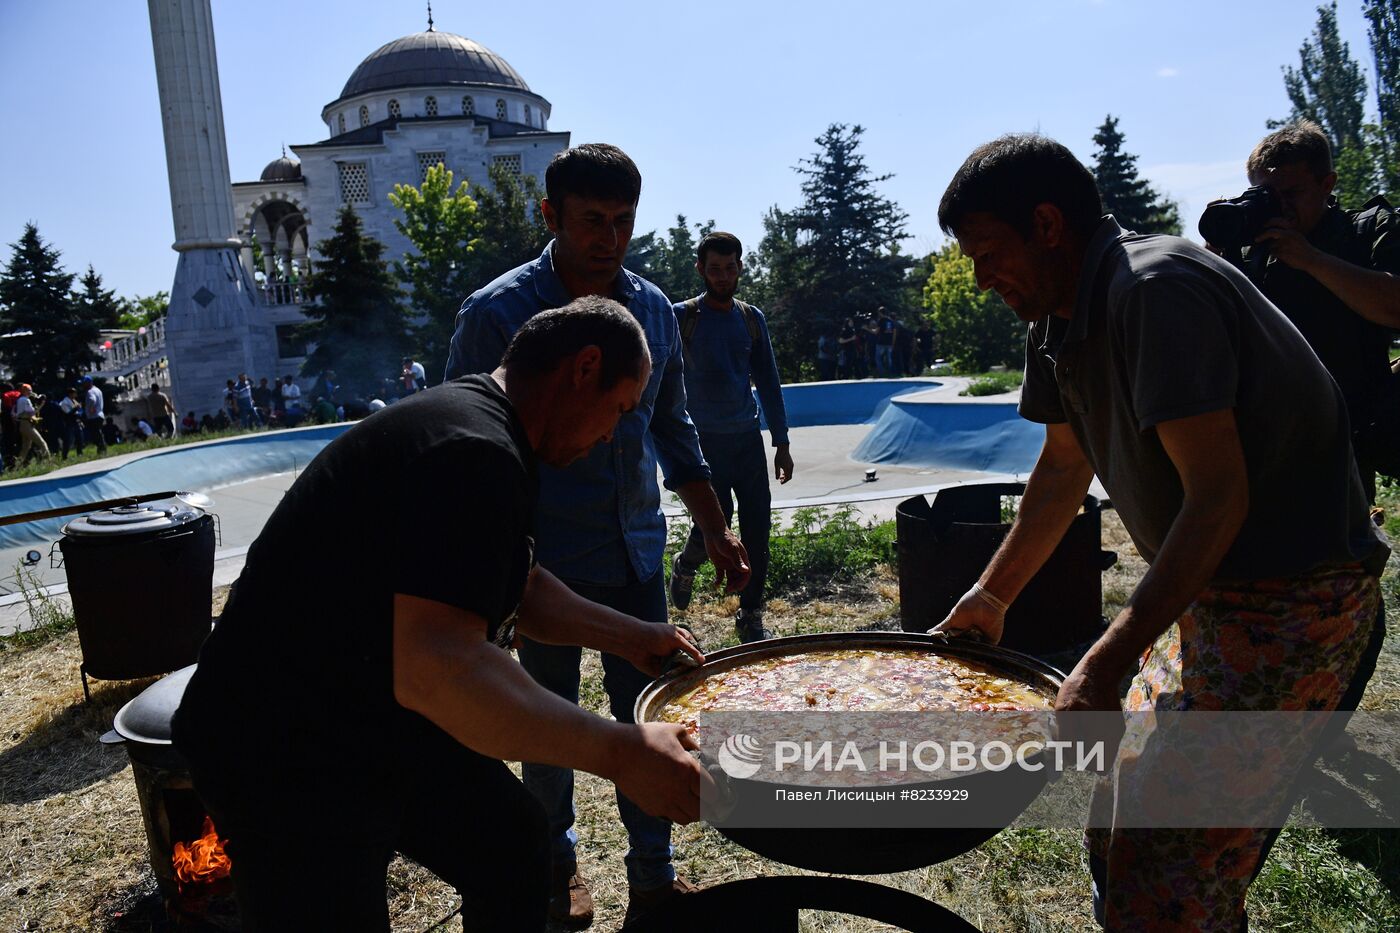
[
  {"xmin": 960, "ymin": 371, "xmax": 1024, "ymax": 397},
  {"xmin": 665, "ymin": 504, "xmax": 896, "ymax": 602}
]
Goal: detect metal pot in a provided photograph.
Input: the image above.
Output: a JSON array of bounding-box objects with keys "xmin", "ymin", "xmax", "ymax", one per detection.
[{"xmin": 635, "ymin": 631, "xmax": 1065, "ymax": 874}]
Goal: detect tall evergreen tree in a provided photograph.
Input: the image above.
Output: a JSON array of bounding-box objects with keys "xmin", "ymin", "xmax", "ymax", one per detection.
[
  {"xmin": 75, "ymin": 265, "xmax": 123, "ymax": 329},
  {"xmin": 298, "ymin": 207, "xmax": 410, "ymax": 397},
  {"xmin": 388, "ymin": 162, "xmax": 481, "ymax": 374},
  {"xmin": 643, "ymin": 214, "xmax": 715, "ymax": 300},
  {"xmin": 1278, "ymin": 3, "xmax": 1370, "ymax": 152},
  {"xmin": 1365, "ymin": 0, "xmax": 1400, "ymax": 196},
  {"xmin": 1090, "ymin": 116, "xmax": 1182, "ymax": 234},
  {"xmin": 761, "ymin": 124, "xmax": 910, "ymax": 379},
  {"xmin": 0, "ymin": 224, "xmax": 97, "ymax": 392}
]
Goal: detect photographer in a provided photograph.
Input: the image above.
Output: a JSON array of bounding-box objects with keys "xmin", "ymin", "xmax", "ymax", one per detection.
[{"xmin": 1208, "ymin": 121, "xmax": 1400, "ymax": 501}]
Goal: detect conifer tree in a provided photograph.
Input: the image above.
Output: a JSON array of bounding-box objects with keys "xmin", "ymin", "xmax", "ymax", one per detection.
[
  {"xmin": 76, "ymin": 265, "xmax": 123, "ymax": 329},
  {"xmin": 0, "ymin": 224, "xmax": 97, "ymax": 391},
  {"xmin": 1365, "ymin": 0, "xmax": 1400, "ymax": 196},
  {"xmin": 1091, "ymin": 116, "xmax": 1182, "ymax": 235},
  {"xmin": 468, "ymin": 163, "xmax": 550, "ymax": 286},
  {"xmin": 298, "ymin": 207, "xmax": 410, "ymax": 397},
  {"xmin": 760, "ymin": 124, "xmax": 910, "ymax": 379},
  {"xmin": 1279, "ymin": 2, "xmax": 1370, "ymax": 153}
]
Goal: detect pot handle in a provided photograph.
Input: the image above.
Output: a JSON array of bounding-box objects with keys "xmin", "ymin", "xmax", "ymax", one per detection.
[{"xmin": 99, "ymin": 729, "xmax": 125, "ymax": 746}]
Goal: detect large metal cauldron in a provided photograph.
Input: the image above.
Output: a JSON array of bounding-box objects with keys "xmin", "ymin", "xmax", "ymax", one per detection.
[
  {"xmin": 60, "ymin": 498, "xmax": 215, "ymax": 697},
  {"xmin": 635, "ymin": 631, "xmax": 1064, "ymax": 874}
]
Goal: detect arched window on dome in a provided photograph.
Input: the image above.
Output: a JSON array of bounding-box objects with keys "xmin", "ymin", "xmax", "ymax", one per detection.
[
  {"xmin": 338, "ymin": 113, "xmax": 346, "ymax": 135},
  {"xmin": 425, "ymin": 96, "xmax": 438, "ymax": 117},
  {"xmin": 359, "ymin": 105, "xmax": 369, "ymax": 128},
  {"xmin": 524, "ymin": 104, "xmax": 532, "ymax": 126},
  {"xmin": 388, "ymin": 99, "xmax": 401, "ymax": 119},
  {"xmin": 495, "ymin": 98, "xmax": 507, "ymax": 121},
  {"xmin": 462, "ymin": 96, "xmax": 474, "ymax": 116}
]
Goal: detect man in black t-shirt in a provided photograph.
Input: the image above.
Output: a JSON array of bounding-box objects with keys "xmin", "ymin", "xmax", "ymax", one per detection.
[{"xmin": 174, "ymin": 297, "xmax": 709, "ymax": 932}]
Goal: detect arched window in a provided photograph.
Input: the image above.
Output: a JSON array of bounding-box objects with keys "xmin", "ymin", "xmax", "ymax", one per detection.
[
  {"xmin": 359, "ymin": 105, "xmax": 369, "ymax": 127},
  {"xmin": 425, "ymin": 95, "xmax": 438, "ymax": 117},
  {"xmin": 388, "ymin": 98, "xmax": 401, "ymax": 119},
  {"xmin": 524, "ymin": 104, "xmax": 531, "ymax": 126},
  {"xmin": 461, "ymin": 95, "xmax": 474, "ymax": 116},
  {"xmin": 495, "ymin": 98, "xmax": 507, "ymax": 121},
  {"xmin": 337, "ymin": 113, "xmax": 346, "ymax": 134}
]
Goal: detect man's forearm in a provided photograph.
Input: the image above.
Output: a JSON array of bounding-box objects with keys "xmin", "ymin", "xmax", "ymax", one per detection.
[
  {"xmin": 675, "ymin": 478, "xmax": 728, "ymax": 537},
  {"xmin": 1299, "ymin": 251, "xmax": 1400, "ymax": 329},
  {"xmin": 980, "ymin": 441, "xmax": 1094, "ymax": 604},
  {"xmin": 514, "ymin": 566, "xmax": 639, "ymax": 657}
]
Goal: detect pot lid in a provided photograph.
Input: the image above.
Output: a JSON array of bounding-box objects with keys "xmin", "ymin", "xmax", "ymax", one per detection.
[
  {"xmin": 63, "ymin": 498, "xmax": 203, "ymax": 536},
  {"xmin": 112, "ymin": 664, "xmax": 197, "ymax": 745}
]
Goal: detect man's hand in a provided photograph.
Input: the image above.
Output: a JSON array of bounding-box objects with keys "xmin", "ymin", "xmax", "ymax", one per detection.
[
  {"xmin": 774, "ymin": 444, "xmax": 794, "ymax": 484},
  {"xmin": 623, "ymin": 622, "xmax": 705, "ymax": 678},
  {"xmin": 705, "ymin": 528, "xmax": 751, "ymax": 593},
  {"xmin": 929, "ymin": 585, "xmax": 1006, "ymax": 645},
  {"xmin": 1055, "ymin": 652, "xmax": 1125, "ymax": 713},
  {"xmin": 610, "ymin": 723, "xmax": 714, "ymax": 824},
  {"xmin": 1255, "ymin": 219, "xmax": 1321, "ymax": 271}
]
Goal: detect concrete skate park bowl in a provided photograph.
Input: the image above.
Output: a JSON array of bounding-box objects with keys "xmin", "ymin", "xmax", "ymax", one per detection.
[
  {"xmin": 0, "ymin": 424, "xmax": 351, "ymax": 551},
  {"xmin": 1, "ymin": 379, "xmax": 1044, "ymax": 553}
]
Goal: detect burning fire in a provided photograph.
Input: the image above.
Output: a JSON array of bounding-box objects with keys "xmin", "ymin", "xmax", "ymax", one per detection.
[{"xmin": 172, "ymin": 816, "xmax": 231, "ymax": 889}]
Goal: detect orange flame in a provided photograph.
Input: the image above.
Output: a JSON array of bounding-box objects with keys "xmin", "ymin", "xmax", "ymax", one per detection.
[{"xmin": 172, "ymin": 816, "xmax": 231, "ymax": 889}]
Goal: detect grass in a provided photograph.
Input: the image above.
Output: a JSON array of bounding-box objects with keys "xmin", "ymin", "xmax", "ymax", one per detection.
[
  {"xmin": 2, "ymin": 502, "xmax": 1397, "ymax": 930},
  {"xmin": 0, "ymin": 563, "xmax": 76, "ymax": 653}
]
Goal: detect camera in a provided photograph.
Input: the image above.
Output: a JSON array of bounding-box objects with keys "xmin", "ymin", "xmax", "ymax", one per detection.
[{"xmin": 1198, "ymin": 185, "xmax": 1282, "ymax": 252}]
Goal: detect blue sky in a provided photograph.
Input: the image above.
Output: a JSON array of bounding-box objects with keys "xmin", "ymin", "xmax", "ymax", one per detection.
[{"xmin": 0, "ymin": 0, "xmax": 1385, "ymax": 299}]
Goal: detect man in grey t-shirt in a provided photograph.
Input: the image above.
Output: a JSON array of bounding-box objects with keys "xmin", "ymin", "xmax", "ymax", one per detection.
[{"xmin": 931, "ymin": 134, "xmax": 1386, "ymax": 931}]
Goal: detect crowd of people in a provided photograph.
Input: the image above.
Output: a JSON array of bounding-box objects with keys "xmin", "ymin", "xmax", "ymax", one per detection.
[
  {"xmin": 0, "ymin": 375, "xmax": 168, "ymax": 472},
  {"xmin": 817, "ymin": 311, "xmax": 937, "ymax": 381}
]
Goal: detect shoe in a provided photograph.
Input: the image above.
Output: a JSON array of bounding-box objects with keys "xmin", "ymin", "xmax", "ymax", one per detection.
[
  {"xmin": 546, "ymin": 864, "xmax": 594, "ymax": 930},
  {"xmin": 669, "ymin": 555, "xmax": 695, "ymax": 610},
  {"xmin": 623, "ymin": 875, "xmax": 699, "ymax": 926},
  {"xmin": 736, "ymin": 611, "xmax": 772, "ymax": 643}
]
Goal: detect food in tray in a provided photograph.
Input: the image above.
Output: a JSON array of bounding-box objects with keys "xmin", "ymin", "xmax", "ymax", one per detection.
[{"xmin": 658, "ymin": 648, "xmax": 1054, "ymax": 725}]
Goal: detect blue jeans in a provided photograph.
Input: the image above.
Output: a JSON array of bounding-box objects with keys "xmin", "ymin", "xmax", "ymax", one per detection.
[
  {"xmin": 677, "ymin": 429, "xmax": 772, "ymax": 615},
  {"xmin": 875, "ymin": 344, "xmax": 893, "ymax": 376},
  {"xmin": 517, "ymin": 570, "xmax": 675, "ymax": 890}
]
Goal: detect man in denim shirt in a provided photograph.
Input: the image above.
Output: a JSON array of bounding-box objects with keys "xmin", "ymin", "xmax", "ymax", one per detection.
[
  {"xmin": 445, "ymin": 144, "xmax": 748, "ymax": 928},
  {"xmin": 669, "ymin": 232, "xmax": 793, "ymax": 642}
]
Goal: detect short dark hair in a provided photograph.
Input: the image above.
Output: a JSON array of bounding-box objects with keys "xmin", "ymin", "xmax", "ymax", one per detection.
[
  {"xmin": 1248, "ymin": 120, "xmax": 1333, "ymax": 181},
  {"xmin": 502, "ymin": 296, "xmax": 648, "ymax": 389},
  {"xmin": 939, "ymin": 134, "xmax": 1104, "ymax": 239},
  {"xmin": 697, "ymin": 231, "xmax": 742, "ymax": 264},
  {"xmin": 544, "ymin": 144, "xmax": 642, "ymax": 212}
]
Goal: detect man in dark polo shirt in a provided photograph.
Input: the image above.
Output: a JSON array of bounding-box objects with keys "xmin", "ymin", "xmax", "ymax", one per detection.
[
  {"xmin": 174, "ymin": 297, "xmax": 709, "ymax": 932},
  {"xmin": 931, "ymin": 134, "xmax": 1388, "ymax": 931}
]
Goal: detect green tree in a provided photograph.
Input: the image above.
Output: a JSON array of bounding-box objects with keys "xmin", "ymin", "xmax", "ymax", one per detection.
[
  {"xmin": 298, "ymin": 207, "xmax": 410, "ymax": 397},
  {"xmin": 647, "ymin": 214, "xmax": 716, "ymax": 301},
  {"xmin": 388, "ymin": 162, "xmax": 481, "ymax": 374},
  {"xmin": 1091, "ymin": 115, "xmax": 1182, "ymax": 234},
  {"xmin": 0, "ymin": 224, "xmax": 97, "ymax": 392},
  {"xmin": 761, "ymin": 124, "xmax": 911, "ymax": 380},
  {"xmin": 117, "ymin": 291, "xmax": 169, "ymax": 331},
  {"xmin": 1365, "ymin": 0, "xmax": 1400, "ymax": 196},
  {"xmin": 468, "ymin": 163, "xmax": 551, "ymax": 286},
  {"xmin": 921, "ymin": 242, "xmax": 1022, "ymax": 373},
  {"xmin": 75, "ymin": 265, "xmax": 123, "ymax": 329},
  {"xmin": 1277, "ymin": 3, "xmax": 1371, "ymax": 152}
]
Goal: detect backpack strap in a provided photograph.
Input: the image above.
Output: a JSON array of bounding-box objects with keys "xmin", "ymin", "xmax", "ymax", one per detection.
[
  {"xmin": 734, "ymin": 299, "xmax": 762, "ymax": 343},
  {"xmin": 1352, "ymin": 194, "xmax": 1393, "ymax": 244},
  {"xmin": 679, "ymin": 297, "xmax": 702, "ymax": 346}
]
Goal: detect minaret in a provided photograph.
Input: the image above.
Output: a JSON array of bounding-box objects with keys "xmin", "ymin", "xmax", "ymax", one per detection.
[{"xmin": 147, "ymin": 0, "xmax": 276, "ymax": 416}]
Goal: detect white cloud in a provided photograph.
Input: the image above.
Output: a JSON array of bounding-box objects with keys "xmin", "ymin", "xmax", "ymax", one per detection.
[{"xmin": 1156, "ymin": 67, "xmax": 1179, "ymax": 79}]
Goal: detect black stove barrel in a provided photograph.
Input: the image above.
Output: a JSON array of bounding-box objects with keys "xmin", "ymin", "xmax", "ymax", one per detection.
[
  {"xmin": 897, "ymin": 482, "xmax": 1114, "ymax": 657},
  {"xmin": 59, "ymin": 497, "xmax": 216, "ymax": 699}
]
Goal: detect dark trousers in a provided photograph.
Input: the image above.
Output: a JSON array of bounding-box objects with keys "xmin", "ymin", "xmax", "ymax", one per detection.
[
  {"xmin": 59, "ymin": 418, "xmax": 83, "ymax": 457},
  {"xmin": 84, "ymin": 417, "xmax": 107, "ymax": 453},
  {"xmin": 192, "ymin": 731, "xmax": 550, "ymax": 932},
  {"xmin": 517, "ymin": 569, "xmax": 676, "ymax": 889},
  {"xmin": 677, "ymin": 429, "xmax": 772, "ymax": 615}
]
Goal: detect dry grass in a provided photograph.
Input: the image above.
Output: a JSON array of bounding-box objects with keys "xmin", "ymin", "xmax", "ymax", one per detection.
[{"xmin": 3, "ymin": 508, "xmax": 1397, "ymax": 931}]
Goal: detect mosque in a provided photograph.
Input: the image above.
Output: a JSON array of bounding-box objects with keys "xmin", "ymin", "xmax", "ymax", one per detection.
[
  {"xmin": 137, "ymin": 3, "xmax": 568, "ymax": 415},
  {"xmin": 230, "ymin": 22, "xmax": 570, "ymax": 365}
]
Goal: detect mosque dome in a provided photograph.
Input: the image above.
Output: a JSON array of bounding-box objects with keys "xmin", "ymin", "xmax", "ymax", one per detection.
[
  {"xmin": 337, "ymin": 31, "xmax": 530, "ymax": 103},
  {"xmin": 259, "ymin": 153, "xmax": 302, "ymax": 182}
]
